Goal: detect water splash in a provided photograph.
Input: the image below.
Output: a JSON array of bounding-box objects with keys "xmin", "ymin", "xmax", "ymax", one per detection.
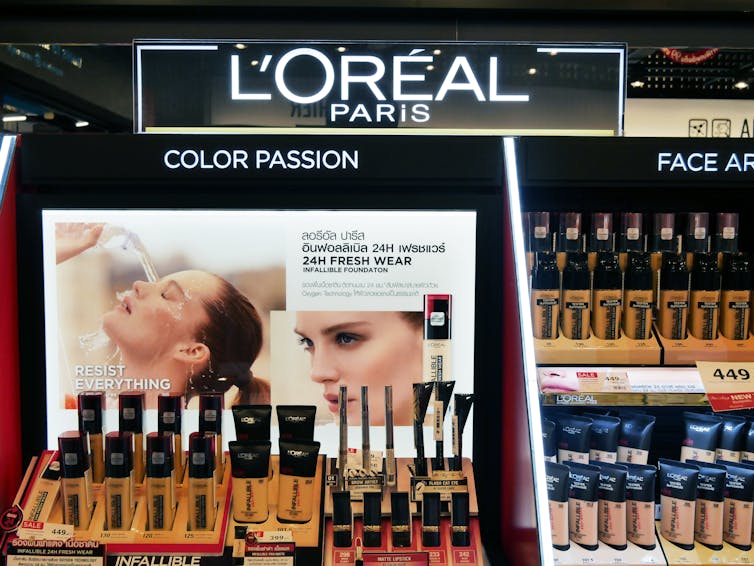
[
  {"xmin": 98, "ymin": 224, "xmax": 159, "ymax": 282},
  {"xmin": 78, "ymin": 325, "xmax": 120, "ymax": 364}
]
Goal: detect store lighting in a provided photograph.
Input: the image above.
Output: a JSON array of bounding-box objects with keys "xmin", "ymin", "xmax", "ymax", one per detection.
[
  {"xmin": 549, "ymin": 50, "xmax": 558, "ymax": 56},
  {"xmin": 234, "ymin": 44, "xmax": 246, "ymax": 50},
  {"xmin": 631, "ymin": 80, "xmax": 645, "ymax": 87},
  {"xmin": 2, "ymin": 115, "xmax": 27, "ymax": 123},
  {"xmin": 528, "ymin": 68, "xmax": 537, "ymax": 75},
  {"xmin": 250, "ymin": 60, "xmax": 259, "ymax": 66},
  {"xmin": 426, "ymin": 65, "xmax": 435, "ymax": 71},
  {"xmin": 75, "ymin": 120, "xmax": 89, "ymax": 128},
  {"xmin": 734, "ymin": 81, "xmax": 749, "ymax": 89},
  {"xmin": 337, "ymin": 46, "xmax": 347, "ymax": 53},
  {"xmin": 44, "ymin": 111, "xmax": 55, "ymax": 120},
  {"xmin": 433, "ymin": 49, "xmax": 442, "ymax": 55}
]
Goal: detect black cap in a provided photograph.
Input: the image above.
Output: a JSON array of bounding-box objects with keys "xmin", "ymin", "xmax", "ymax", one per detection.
[
  {"xmin": 588, "ymin": 212, "xmax": 614, "ymax": 252},
  {"xmin": 683, "ymin": 212, "xmax": 710, "ymax": 253},
  {"xmin": 105, "ymin": 431, "xmax": 133, "ymax": 479},
  {"xmin": 562, "ymin": 252, "xmax": 590, "ymax": 290},
  {"xmin": 528, "ymin": 212, "xmax": 552, "ymax": 252},
  {"xmin": 189, "ymin": 432, "xmax": 215, "ymax": 479},
  {"xmin": 650, "ymin": 213, "xmax": 677, "ymax": 252},
  {"xmin": 119, "ymin": 391, "xmax": 144, "ymax": 434},
  {"xmin": 714, "ymin": 212, "xmax": 739, "ymax": 254},
  {"xmin": 531, "ymin": 251, "xmax": 559, "ymax": 290},
  {"xmin": 146, "ymin": 432, "xmax": 174, "ymax": 479},
  {"xmin": 199, "ymin": 394, "xmax": 223, "ymax": 435},
  {"xmin": 691, "ymin": 252, "xmax": 721, "ymax": 291},
  {"xmin": 557, "ymin": 212, "xmax": 583, "ymax": 252},
  {"xmin": 58, "ymin": 431, "xmax": 90, "ymax": 478},
  {"xmin": 722, "ymin": 253, "xmax": 753, "ymax": 291},
  {"xmin": 625, "ymin": 252, "xmax": 653, "ymax": 291},
  {"xmin": 78, "ymin": 391, "xmax": 104, "ymax": 434},
  {"xmin": 660, "ymin": 253, "xmax": 690, "ymax": 291},
  {"xmin": 618, "ymin": 212, "xmax": 644, "ymax": 252},
  {"xmin": 424, "ymin": 294, "xmax": 451, "ymax": 340},
  {"xmin": 158, "ymin": 394, "xmax": 182, "ymax": 434},
  {"xmin": 593, "ymin": 252, "xmax": 621, "ymax": 290}
]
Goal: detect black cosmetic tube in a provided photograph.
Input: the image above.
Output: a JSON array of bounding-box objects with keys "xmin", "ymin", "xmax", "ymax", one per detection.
[
  {"xmin": 390, "ymin": 491, "xmax": 411, "ymax": 548},
  {"xmin": 583, "ymin": 413, "xmax": 620, "ymax": 463},
  {"xmin": 412, "ymin": 383, "xmax": 434, "ymax": 477},
  {"xmin": 362, "ymin": 491, "xmax": 382, "ymax": 547},
  {"xmin": 432, "ymin": 380, "xmax": 455, "ymax": 471},
  {"xmin": 543, "ymin": 419, "xmax": 557, "ymax": 462},
  {"xmin": 545, "ymin": 461, "xmax": 570, "ymax": 551},
  {"xmin": 681, "ymin": 412, "xmax": 723, "ymax": 464},
  {"xmin": 276, "ymin": 405, "xmax": 317, "ymax": 441},
  {"xmin": 451, "ymin": 492, "xmax": 470, "ymax": 547},
  {"xmin": 617, "ymin": 412, "xmax": 655, "ymax": 465},
  {"xmin": 232, "ymin": 405, "xmax": 272, "ymax": 441},
  {"xmin": 332, "ymin": 490, "xmax": 353, "ymax": 547},
  {"xmin": 625, "ymin": 463, "xmax": 656, "ymax": 550},
  {"xmin": 421, "ymin": 492, "xmax": 441, "ymax": 547},
  {"xmin": 556, "ymin": 414, "xmax": 592, "ymax": 464},
  {"xmin": 687, "ymin": 459, "xmax": 726, "ymax": 551},
  {"xmin": 659, "ymin": 459, "xmax": 699, "ymax": 550}
]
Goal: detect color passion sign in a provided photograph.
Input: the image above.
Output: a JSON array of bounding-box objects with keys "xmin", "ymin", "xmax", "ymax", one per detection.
[{"xmin": 134, "ymin": 41, "xmax": 625, "ymax": 134}]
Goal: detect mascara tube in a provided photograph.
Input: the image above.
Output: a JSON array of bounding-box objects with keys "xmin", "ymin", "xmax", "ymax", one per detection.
[
  {"xmin": 78, "ymin": 391, "xmax": 105, "ymax": 484},
  {"xmin": 413, "ymin": 382, "xmax": 434, "ymax": 477},
  {"xmin": 385, "ymin": 385, "xmax": 396, "ymax": 486},
  {"xmin": 452, "ymin": 393, "xmax": 474, "ymax": 471},
  {"xmin": 363, "ymin": 491, "xmax": 383, "ymax": 547},
  {"xmin": 338, "ymin": 385, "xmax": 348, "ymax": 490},
  {"xmin": 361, "ymin": 386, "xmax": 370, "ymax": 471},
  {"xmin": 433, "ymin": 380, "xmax": 456, "ymax": 471}
]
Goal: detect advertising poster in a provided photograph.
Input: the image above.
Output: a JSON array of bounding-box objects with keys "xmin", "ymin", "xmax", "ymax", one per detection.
[{"xmin": 42, "ymin": 209, "xmax": 476, "ymax": 458}]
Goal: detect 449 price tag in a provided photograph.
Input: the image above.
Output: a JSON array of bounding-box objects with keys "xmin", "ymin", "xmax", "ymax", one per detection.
[{"xmin": 696, "ymin": 361, "xmax": 754, "ymax": 411}]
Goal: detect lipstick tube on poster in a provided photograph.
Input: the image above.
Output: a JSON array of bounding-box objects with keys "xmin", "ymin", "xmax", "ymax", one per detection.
[
  {"xmin": 623, "ymin": 252, "xmax": 654, "ymax": 340},
  {"xmin": 720, "ymin": 253, "xmax": 752, "ymax": 341},
  {"xmin": 361, "ymin": 386, "xmax": 370, "ymax": 471},
  {"xmin": 58, "ymin": 431, "xmax": 93, "ymax": 529},
  {"xmin": 119, "ymin": 391, "xmax": 145, "ymax": 484},
  {"xmin": 452, "ymin": 394, "xmax": 474, "ymax": 472},
  {"xmin": 592, "ymin": 252, "xmax": 622, "ymax": 340},
  {"xmin": 158, "ymin": 393, "xmax": 184, "ymax": 484},
  {"xmin": 688, "ymin": 252, "xmax": 721, "ymax": 340},
  {"xmin": 528, "ymin": 212, "xmax": 552, "ymax": 275},
  {"xmin": 332, "ymin": 491, "xmax": 353, "ymax": 547},
  {"xmin": 423, "ymin": 294, "xmax": 451, "ymax": 382},
  {"xmin": 587, "ymin": 212, "xmax": 614, "ymax": 272},
  {"xmin": 617, "ymin": 213, "xmax": 644, "ymax": 272},
  {"xmin": 714, "ymin": 212, "xmax": 739, "ymax": 267},
  {"xmin": 530, "ymin": 251, "xmax": 560, "ymax": 340},
  {"xmin": 556, "ymin": 212, "xmax": 583, "ymax": 272},
  {"xmin": 683, "ymin": 212, "xmax": 709, "ymax": 272},
  {"xmin": 657, "ymin": 253, "xmax": 690, "ymax": 340},
  {"xmin": 422, "ymin": 492, "xmax": 441, "ymax": 547},
  {"xmin": 199, "ymin": 393, "xmax": 224, "ymax": 484},
  {"xmin": 451, "ymin": 492, "xmax": 471, "ymax": 547},
  {"xmin": 561, "ymin": 252, "xmax": 591, "ymax": 340},
  {"xmin": 650, "ymin": 213, "xmax": 678, "ymax": 306},
  {"xmin": 188, "ymin": 432, "xmax": 216, "ymax": 531},
  {"xmin": 433, "ymin": 380, "xmax": 455, "ymax": 472},
  {"xmin": 105, "ymin": 431, "xmax": 134, "ymax": 531},
  {"xmin": 413, "ymin": 382, "xmax": 434, "ymax": 477},
  {"xmin": 78, "ymin": 391, "xmax": 105, "ymax": 484},
  {"xmin": 362, "ymin": 491, "xmax": 383, "ymax": 547},
  {"xmin": 338, "ymin": 386, "xmax": 348, "ymax": 490},
  {"xmin": 146, "ymin": 432, "xmax": 175, "ymax": 530},
  {"xmin": 385, "ymin": 386, "xmax": 396, "ymax": 486},
  {"xmin": 391, "ymin": 492, "xmax": 412, "ymax": 548}
]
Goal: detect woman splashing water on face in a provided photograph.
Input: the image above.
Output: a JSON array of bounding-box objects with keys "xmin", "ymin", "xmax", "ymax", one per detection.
[{"xmin": 56, "ymin": 222, "xmax": 270, "ymax": 408}]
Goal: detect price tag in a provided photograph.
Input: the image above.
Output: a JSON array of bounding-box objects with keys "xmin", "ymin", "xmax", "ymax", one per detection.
[
  {"xmin": 17, "ymin": 520, "xmax": 73, "ymax": 541},
  {"xmin": 696, "ymin": 361, "xmax": 754, "ymax": 411}
]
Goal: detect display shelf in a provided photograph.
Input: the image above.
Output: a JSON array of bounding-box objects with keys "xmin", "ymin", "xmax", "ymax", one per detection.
[
  {"xmin": 534, "ymin": 333, "xmax": 662, "ymax": 365},
  {"xmin": 657, "ymin": 526, "xmax": 754, "ymax": 565},
  {"xmin": 539, "ymin": 366, "xmax": 708, "ymax": 406},
  {"xmin": 552, "ymin": 538, "xmax": 665, "ymax": 565},
  {"xmin": 657, "ymin": 333, "xmax": 754, "ymax": 366}
]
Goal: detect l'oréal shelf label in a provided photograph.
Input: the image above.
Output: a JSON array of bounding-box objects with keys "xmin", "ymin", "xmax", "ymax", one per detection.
[{"xmin": 134, "ymin": 41, "xmax": 625, "ymax": 134}]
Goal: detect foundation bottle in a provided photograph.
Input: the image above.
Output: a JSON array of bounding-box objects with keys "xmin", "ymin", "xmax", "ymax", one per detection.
[
  {"xmin": 657, "ymin": 253, "xmax": 690, "ymax": 340},
  {"xmin": 683, "ymin": 213, "xmax": 710, "ymax": 273},
  {"xmin": 617, "ymin": 212, "xmax": 644, "ymax": 273},
  {"xmin": 556, "ymin": 212, "xmax": 583, "ymax": 272},
  {"xmin": 591, "ymin": 252, "xmax": 622, "ymax": 340},
  {"xmin": 623, "ymin": 252, "xmax": 654, "ymax": 340},
  {"xmin": 714, "ymin": 212, "xmax": 739, "ymax": 269},
  {"xmin": 560, "ymin": 252, "xmax": 591, "ymax": 340},
  {"xmin": 720, "ymin": 253, "xmax": 752, "ymax": 341},
  {"xmin": 527, "ymin": 212, "xmax": 552, "ymax": 276},
  {"xmin": 531, "ymin": 251, "xmax": 560, "ymax": 340},
  {"xmin": 688, "ymin": 252, "xmax": 721, "ymax": 341},
  {"xmin": 649, "ymin": 213, "xmax": 677, "ymax": 308},
  {"xmin": 587, "ymin": 212, "xmax": 614, "ymax": 272}
]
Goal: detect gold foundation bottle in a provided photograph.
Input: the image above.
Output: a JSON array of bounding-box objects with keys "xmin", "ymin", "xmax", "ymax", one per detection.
[
  {"xmin": 688, "ymin": 252, "xmax": 721, "ymax": 341},
  {"xmin": 657, "ymin": 253, "xmax": 690, "ymax": 340},
  {"xmin": 587, "ymin": 213, "xmax": 614, "ymax": 272},
  {"xmin": 592, "ymin": 252, "xmax": 622, "ymax": 340},
  {"xmin": 556, "ymin": 212, "xmax": 583, "ymax": 272},
  {"xmin": 714, "ymin": 212, "xmax": 739, "ymax": 269},
  {"xmin": 683, "ymin": 212, "xmax": 709, "ymax": 273},
  {"xmin": 526, "ymin": 212, "xmax": 552, "ymax": 276},
  {"xmin": 561, "ymin": 252, "xmax": 591, "ymax": 340},
  {"xmin": 623, "ymin": 252, "xmax": 654, "ymax": 340},
  {"xmin": 720, "ymin": 253, "xmax": 752, "ymax": 341},
  {"xmin": 530, "ymin": 251, "xmax": 560, "ymax": 339},
  {"xmin": 617, "ymin": 212, "xmax": 644, "ymax": 273},
  {"xmin": 649, "ymin": 213, "xmax": 678, "ymax": 308}
]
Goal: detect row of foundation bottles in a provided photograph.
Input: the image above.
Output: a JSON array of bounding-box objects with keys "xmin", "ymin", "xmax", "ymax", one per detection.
[{"xmin": 526, "ymin": 211, "xmax": 750, "ymax": 342}]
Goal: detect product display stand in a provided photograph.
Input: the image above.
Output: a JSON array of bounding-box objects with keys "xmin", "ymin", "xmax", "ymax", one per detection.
[
  {"xmin": 553, "ymin": 538, "xmax": 665, "ymax": 565},
  {"xmin": 534, "ymin": 333, "xmax": 662, "ymax": 365}
]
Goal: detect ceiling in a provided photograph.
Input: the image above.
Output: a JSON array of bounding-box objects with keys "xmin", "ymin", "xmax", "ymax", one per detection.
[{"xmin": 1, "ymin": 44, "xmax": 753, "ymax": 133}]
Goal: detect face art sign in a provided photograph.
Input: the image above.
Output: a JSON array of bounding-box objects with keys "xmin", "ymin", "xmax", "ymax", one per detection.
[{"xmin": 134, "ymin": 41, "xmax": 625, "ymax": 134}]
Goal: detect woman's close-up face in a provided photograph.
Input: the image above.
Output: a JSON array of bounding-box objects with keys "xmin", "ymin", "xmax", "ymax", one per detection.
[
  {"xmin": 294, "ymin": 311, "xmax": 422, "ymax": 426},
  {"xmin": 103, "ymin": 270, "xmax": 220, "ymax": 364}
]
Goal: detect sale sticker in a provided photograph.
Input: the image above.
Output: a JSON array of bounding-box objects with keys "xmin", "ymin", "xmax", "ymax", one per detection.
[{"xmin": 696, "ymin": 361, "xmax": 754, "ymax": 411}]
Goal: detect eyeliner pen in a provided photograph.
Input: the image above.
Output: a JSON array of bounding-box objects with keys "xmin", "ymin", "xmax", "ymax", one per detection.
[
  {"xmin": 361, "ymin": 386, "xmax": 370, "ymax": 471},
  {"xmin": 385, "ymin": 385, "xmax": 396, "ymax": 486},
  {"xmin": 339, "ymin": 385, "xmax": 348, "ymax": 490}
]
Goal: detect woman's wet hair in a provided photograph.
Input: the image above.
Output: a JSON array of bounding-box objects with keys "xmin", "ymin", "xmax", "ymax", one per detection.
[{"xmin": 186, "ymin": 275, "xmax": 267, "ymax": 404}]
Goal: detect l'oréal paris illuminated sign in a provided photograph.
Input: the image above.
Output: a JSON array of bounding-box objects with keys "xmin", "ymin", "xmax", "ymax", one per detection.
[
  {"xmin": 229, "ymin": 47, "xmax": 529, "ymax": 124},
  {"xmin": 134, "ymin": 41, "xmax": 626, "ymax": 133}
]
